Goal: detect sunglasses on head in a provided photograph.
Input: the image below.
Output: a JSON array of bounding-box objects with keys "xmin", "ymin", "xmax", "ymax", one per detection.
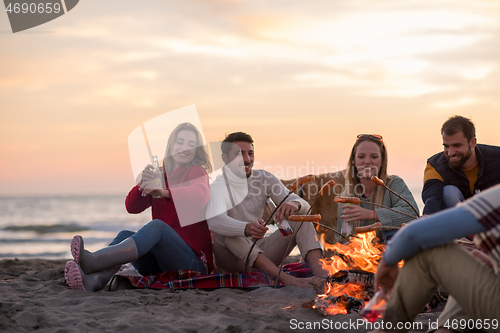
[{"xmin": 356, "ymin": 134, "xmax": 383, "ymax": 141}]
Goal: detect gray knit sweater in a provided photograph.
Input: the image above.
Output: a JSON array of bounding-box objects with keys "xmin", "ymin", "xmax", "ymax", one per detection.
[
  {"xmin": 337, "ymin": 175, "xmax": 419, "ymax": 232},
  {"xmin": 206, "ymin": 166, "xmax": 310, "ymax": 237}
]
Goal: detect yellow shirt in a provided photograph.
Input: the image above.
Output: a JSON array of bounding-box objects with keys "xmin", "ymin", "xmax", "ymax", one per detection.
[
  {"xmin": 463, "ymin": 161, "xmax": 479, "ymax": 195},
  {"xmin": 423, "ymin": 161, "xmax": 479, "ymax": 195}
]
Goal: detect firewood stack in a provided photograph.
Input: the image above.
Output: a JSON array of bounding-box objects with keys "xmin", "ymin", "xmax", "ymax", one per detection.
[
  {"xmin": 311, "ymin": 270, "xmax": 375, "ymax": 296},
  {"xmin": 309, "ymin": 269, "xmax": 375, "ymax": 315},
  {"xmin": 309, "ymin": 270, "xmax": 447, "ymax": 316}
]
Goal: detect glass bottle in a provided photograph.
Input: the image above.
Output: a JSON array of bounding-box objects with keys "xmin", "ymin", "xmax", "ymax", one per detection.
[
  {"xmin": 360, "ymin": 288, "xmax": 390, "ymax": 323},
  {"xmin": 340, "ymin": 203, "xmax": 353, "ymax": 236},
  {"xmin": 151, "ymin": 155, "xmax": 164, "ymax": 198},
  {"xmin": 266, "ymin": 199, "xmax": 293, "ymax": 237}
]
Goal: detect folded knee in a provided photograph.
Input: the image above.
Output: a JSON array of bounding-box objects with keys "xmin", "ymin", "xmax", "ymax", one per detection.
[
  {"xmin": 147, "ymin": 219, "xmax": 167, "ymax": 230},
  {"xmin": 109, "ymin": 230, "xmax": 135, "ymax": 246},
  {"xmin": 143, "ymin": 219, "xmax": 176, "ymax": 238}
]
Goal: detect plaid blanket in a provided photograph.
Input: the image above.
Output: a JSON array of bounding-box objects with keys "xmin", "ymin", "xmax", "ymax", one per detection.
[
  {"xmin": 461, "ymin": 184, "xmax": 500, "ymax": 274},
  {"xmin": 120, "ymin": 262, "xmax": 311, "ymax": 289}
]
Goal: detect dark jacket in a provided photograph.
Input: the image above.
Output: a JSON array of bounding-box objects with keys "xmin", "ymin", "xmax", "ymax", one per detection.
[{"xmin": 422, "ymin": 144, "xmax": 500, "ymax": 215}]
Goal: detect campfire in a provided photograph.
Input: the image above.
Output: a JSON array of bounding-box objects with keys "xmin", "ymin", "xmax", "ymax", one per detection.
[
  {"xmin": 309, "ymin": 184, "xmax": 416, "ymax": 318},
  {"xmin": 282, "ymin": 177, "xmax": 420, "ymax": 319},
  {"xmin": 311, "ymin": 231, "xmax": 386, "ymax": 316}
]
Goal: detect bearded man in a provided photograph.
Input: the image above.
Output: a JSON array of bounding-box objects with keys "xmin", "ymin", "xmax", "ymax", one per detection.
[
  {"xmin": 417, "ymin": 116, "xmax": 500, "ymax": 333},
  {"xmin": 422, "ymin": 115, "xmax": 500, "ymax": 216}
]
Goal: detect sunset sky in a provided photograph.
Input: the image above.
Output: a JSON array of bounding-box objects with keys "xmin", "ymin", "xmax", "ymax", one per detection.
[{"xmin": 1, "ymin": 0, "xmax": 499, "ymax": 210}]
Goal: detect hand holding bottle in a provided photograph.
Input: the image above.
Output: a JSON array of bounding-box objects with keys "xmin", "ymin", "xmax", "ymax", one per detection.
[
  {"xmin": 245, "ymin": 220, "xmax": 268, "ymax": 239},
  {"xmin": 275, "ymin": 201, "xmax": 300, "ymax": 221},
  {"xmin": 266, "ymin": 199, "xmax": 293, "ymax": 237},
  {"xmin": 140, "ymin": 156, "xmax": 165, "ymax": 198},
  {"xmin": 140, "ymin": 164, "xmax": 156, "ymax": 186},
  {"xmin": 360, "ymin": 288, "xmax": 391, "ymax": 323}
]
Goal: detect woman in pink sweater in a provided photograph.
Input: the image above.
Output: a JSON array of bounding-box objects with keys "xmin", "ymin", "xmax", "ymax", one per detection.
[{"xmin": 65, "ymin": 123, "xmax": 213, "ymax": 291}]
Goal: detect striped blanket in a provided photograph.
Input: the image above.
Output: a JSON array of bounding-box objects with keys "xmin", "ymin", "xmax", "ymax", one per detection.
[
  {"xmin": 461, "ymin": 184, "xmax": 500, "ymax": 274},
  {"xmin": 120, "ymin": 262, "xmax": 311, "ymax": 289}
]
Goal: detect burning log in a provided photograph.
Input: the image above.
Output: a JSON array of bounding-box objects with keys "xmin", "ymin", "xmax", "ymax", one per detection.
[
  {"xmin": 311, "ymin": 269, "xmax": 375, "ymax": 315},
  {"xmin": 310, "ymin": 232, "xmax": 383, "ymax": 315},
  {"xmin": 310, "ymin": 270, "xmax": 374, "ymax": 295},
  {"xmin": 330, "ymin": 250, "xmax": 355, "ymax": 267},
  {"xmin": 330, "ymin": 269, "xmax": 375, "ymax": 287},
  {"xmin": 322, "ymin": 232, "xmax": 385, "ymax": 274},
  {"xmin": 314, "ymin": 294, "xmax": 365, "ymax": 315}
]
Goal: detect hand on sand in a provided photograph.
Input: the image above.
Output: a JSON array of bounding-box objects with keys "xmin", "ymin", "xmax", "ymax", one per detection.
[{"xmin": 286, "ymin": 276, "xmax": 313, "ymax": 288}]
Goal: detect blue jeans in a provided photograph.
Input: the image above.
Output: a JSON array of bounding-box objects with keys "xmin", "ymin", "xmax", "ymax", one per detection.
[
  {"xmin": 109, "ymin": 219, "xmax": 206, "ymax": 275},
  {"xmin": 383, "ymin": 207, "xmax": 483, "ymax": 265},
  {"xmin": 443, "ymin": 185, "xmax": 465, "ymax": 209}
]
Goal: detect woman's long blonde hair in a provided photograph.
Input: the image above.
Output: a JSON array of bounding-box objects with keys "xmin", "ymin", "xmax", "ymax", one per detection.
[
  {"xmin": 163, "ymin": 122, "xmax": 213, "ymax": 174},
  {"xmin": 344, "ymin": 136, "xmax": 391, "ymax": 212}
]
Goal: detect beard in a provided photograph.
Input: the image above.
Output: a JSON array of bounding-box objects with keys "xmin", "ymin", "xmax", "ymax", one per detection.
[{"xmin": 446, "ymin": 146, "xmax": 472, "ymax": 169}]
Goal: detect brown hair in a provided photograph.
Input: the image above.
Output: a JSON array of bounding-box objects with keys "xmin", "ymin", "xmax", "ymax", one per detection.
[
  {"xmin": 163, "ymin": 123, "xmax": 212, "ymax": 173},
  {"xmin": 441, "ymin": 115, "xmax": 476, "ymax": 142},
  {"xmin": 344, "ymin": 136, "xmax": 390, "ymax": 227},
  {"xmin": 221, "ymin": 132, "xmax": 254, "ymax": 156}
]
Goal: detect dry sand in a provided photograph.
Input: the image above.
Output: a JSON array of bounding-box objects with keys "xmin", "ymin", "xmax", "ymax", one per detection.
[{"xmin": 0, "ymin": 259, "xmax": 440, "ymax": 333}]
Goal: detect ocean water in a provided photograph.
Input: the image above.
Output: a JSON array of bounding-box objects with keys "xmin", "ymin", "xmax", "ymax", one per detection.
[
  {"xmin": 0, "ymin": 194, "xmax": 288, "ymax": 260},
  {"xmin": 0, "ymin": 195, "xmax": 151, "ymax": 260},
  {"xmin": 0, "ymin": 188, "xmax": 424, "ymax": 260}
]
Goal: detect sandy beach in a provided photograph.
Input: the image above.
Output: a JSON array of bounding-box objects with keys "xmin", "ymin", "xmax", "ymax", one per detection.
[{"xmin": 0, "ymin": 258, "xmax": 441, "ymax": 333}]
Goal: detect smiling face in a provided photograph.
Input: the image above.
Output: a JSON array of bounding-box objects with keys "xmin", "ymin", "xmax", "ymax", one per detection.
[
  {"xmin": 222, "ymin": 141, "xmax": 254, "ymax": 178},
  {"xmin": 354, "ymin": 140, "xmax": 382, "ymax": 179},
  {"xmin": 442, "ymin": 131, "xmax": 477, "ymax": 169},
  {"xmin": 171, "ymin": 130, "xmax": 197, "ymax": 169}
]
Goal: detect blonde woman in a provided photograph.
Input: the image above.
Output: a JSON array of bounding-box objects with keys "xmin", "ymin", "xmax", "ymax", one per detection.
[
  {"xmin": 65, "ymin": 123, "xmax": 213, "ymax": 291},
  {"xmin": 338, "ymin": 134, "xmax": 418, "ymax": 242}
]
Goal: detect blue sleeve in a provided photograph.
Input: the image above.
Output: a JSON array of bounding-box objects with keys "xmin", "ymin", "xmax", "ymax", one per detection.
[
  {"xmin": 422, "ymin": 179, "xmax": 445, "ymax": 215},
  {"xmin": 382, "ymin": 206, "xmax": 487, "ymax": 266}
]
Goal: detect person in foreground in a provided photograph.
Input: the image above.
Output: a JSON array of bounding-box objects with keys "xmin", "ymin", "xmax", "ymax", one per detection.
[
  {"xmin": 64, "ymin": 122, "xmax": 213, "ymax": 291},
  {"xmin": 338, "ymin": 134, "xmax": 419, "ymax": 242},
  {"xmin": 206, "ymin": 132, "xmax": 327, "ymax": 288},
  {"xmin": 370, "ymin": 184, "xmax": 500, "ymax": 333},
  {"xmin": 422, "ymin": 115, "xmax": 500, "ymax": 216}
]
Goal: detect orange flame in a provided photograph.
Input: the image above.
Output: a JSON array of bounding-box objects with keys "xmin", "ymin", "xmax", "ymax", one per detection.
[
  {"xmin": 320, "ymin": 231, "xmax": 384, "ymax": 275},
  {"xmin": 314, "ymin": 282, "xmax": 367, "ymax": 315},
  {"xmin": 314, "ymin": 231, "xmax": 389, "ymax": 315}
]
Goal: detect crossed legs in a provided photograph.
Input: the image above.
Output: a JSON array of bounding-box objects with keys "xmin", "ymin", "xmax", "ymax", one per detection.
[
  {"xmin": 382, "ymin": 243, "xmax": 500, "ymax": 333},
  {"xmin": 65, "ymin": 219, "xmax": 205, "ymax": 291}
]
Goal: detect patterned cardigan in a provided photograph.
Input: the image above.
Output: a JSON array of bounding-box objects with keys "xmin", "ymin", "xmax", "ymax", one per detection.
[{"xmin": 461, "ymin": 184, "xmax": 500, "ymax": 274}]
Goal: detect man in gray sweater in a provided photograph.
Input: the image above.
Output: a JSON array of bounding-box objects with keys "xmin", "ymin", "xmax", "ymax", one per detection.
[{"xmin": 206, "ymin": 132, "xmax": 326, "ymax": 288}]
